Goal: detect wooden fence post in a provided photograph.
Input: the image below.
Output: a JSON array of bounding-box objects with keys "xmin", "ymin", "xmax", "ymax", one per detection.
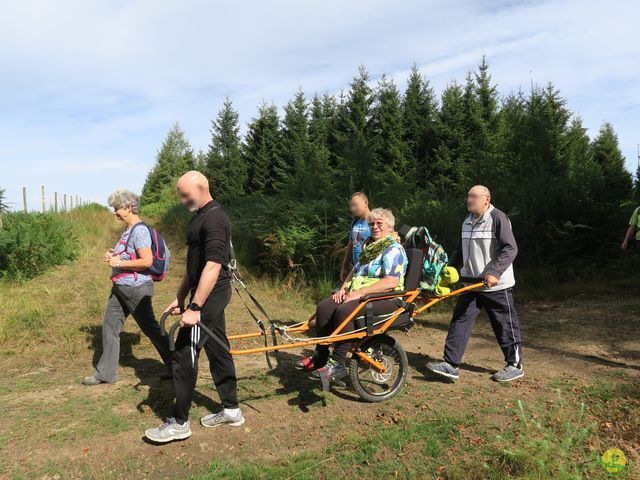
[
  {"xmin": 23, "ymin": 187, "xmax": 27, "ymax": 212},
  {"xmin": 70, "ymin": 195, "xmax": 74, "ymax": 210},
  {"xmin": 54, "ymin": 192, "xmax": 58, "ymax": 213},
  {"xmin": 63, "ymin": 194, "xmax": 67, "ymax": 211},
  {"xmin": 41, "ymin": 185, "xmax": 45, "ymax": 213}
]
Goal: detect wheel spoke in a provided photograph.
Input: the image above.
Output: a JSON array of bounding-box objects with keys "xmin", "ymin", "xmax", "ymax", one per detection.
[{"xmin": 351, "ymin": 339, "xmax": 407, "ymax": 401}]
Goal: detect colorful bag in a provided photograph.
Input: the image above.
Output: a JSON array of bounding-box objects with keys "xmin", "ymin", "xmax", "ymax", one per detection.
[{"xmin": 402, "ymin": 226, "xmax": 448, "ymax": 292}]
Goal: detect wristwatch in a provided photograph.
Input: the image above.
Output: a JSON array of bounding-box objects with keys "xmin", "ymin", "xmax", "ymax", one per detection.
[{"xmin": 188, "ymin": 302, "xmax": 202, "ymax": 312}]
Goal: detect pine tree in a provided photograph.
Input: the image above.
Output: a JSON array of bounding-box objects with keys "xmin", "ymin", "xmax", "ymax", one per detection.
[
  {"xmin": 0, "ymin": 187, "xmax": 8, "ymax": 213},
  {"xmin": 402, "ymin": 64, "xmax": 438, "ymax": 187},
  {"xmin": 369, "ymin": 74, "xmax": 407, "ymax": 205},
  {"xmin": 564, "ymin": 117, "xmax": 604, "ymax": 220},
  {"xmin": 279, "ymin": 90, "xmax": 310, "ymax": 194},
  {"xmin": 634, "ymin": 164, "xmax": 640, "ymax": 203},
  {"xmin": 141, "ymin": 123, "xmax": 195, "ymax": 205},
  {"xmin": 470, "ymin": 56, "xmax": 500, "ymax": 184},
  {"xmin": 591, "ymin": 122, "xmax": 633, "ymax": 206},
  {"xmin": 206, "ymin": 98, "xmax": 247, "ymax": 200},
  {"xmin": 194, "ymin": 150, "xmax": 207, "ymax": 173},
  {"xmin": 306, "ymin": 94, "xmax": 337, "ymax": 198},
  {"xmin": 243, "ymin": 103, "xmax": 282, "ymax": 195},
  {"xmin": 431, "ymin": 82, "xmax": 470, "ymax": 197},
  {"xmin": 334, "ymin": 66, "xmax": 375, "ymax": 195}
]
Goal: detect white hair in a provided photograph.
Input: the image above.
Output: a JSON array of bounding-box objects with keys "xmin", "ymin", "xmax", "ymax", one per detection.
[
  {"xmin": 368, "ymin": 208, "xmax": 395, "ymax": 230},
  {"xmin": 107, "ymin": 189, "xmax": 140, "ymax": 214}
]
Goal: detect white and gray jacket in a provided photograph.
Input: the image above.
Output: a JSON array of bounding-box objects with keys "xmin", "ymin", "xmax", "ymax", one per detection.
[{"xmin": 450, "ymin": 205, "xmax": 518, "ymax": 292}]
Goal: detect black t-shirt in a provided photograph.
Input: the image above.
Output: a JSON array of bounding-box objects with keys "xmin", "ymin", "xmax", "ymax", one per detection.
[{"xmin": 186, "ymin": 200, "xmax": 231, "ymax": 290}]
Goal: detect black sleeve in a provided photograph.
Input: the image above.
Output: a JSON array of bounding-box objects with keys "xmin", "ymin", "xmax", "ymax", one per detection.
[
  {"xmin": 486, "ymin": 210, "xmax": 518, "ymax": 278},
  {"xmin": 449, "ymin": 228, "xmax": 463, "ymax": 270},
  {"xmin": 202, "ymin": 212, "xmax": 230, "ymax": 266}
]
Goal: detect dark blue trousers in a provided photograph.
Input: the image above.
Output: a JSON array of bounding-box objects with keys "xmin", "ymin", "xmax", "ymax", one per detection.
[{"xmin": 443, "ymin": 288, "xmax": 522, "ymax": 367}]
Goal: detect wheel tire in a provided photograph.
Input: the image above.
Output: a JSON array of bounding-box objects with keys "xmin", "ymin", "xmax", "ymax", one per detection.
[{"xmin": 349, "ymin": 334, "xmax": 408, "ymax": 403}]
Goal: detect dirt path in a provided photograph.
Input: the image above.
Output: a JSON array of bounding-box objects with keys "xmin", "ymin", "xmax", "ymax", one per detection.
[{"xmin": 1, "ymin": 287, "xmax": 639, "ymax": 479}]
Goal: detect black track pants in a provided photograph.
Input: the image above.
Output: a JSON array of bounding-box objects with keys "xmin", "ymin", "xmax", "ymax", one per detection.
[
  {"xmin": 172, "ymin": 285, "xmax": 238, "ymax": 423},
  {"xmin": 443, "ymin": 288, "xmax": 522, "ymax": 368}
]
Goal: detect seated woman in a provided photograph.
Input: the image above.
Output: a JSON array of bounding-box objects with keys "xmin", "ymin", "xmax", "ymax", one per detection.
[
  {"xmin": 297, "ymin": 208, "xmax": 408, "ymax": 381},
  {"xmin": 82, "ymin": 189, "xmax": 172, "ymax": 386}
]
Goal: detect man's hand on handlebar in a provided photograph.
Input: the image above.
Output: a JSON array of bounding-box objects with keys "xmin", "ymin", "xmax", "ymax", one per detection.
[
  {"xmin": 180, "ymin": 308, "xmax": 200, "ymax": 327},
  {"xmin": 484, "ymin": 274, "xmax": 500, "ymax": 288}
]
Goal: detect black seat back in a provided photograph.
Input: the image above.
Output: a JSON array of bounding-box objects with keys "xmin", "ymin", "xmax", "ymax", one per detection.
[{"xmin": 404, "ymin": 248, "xmax": 423, "ymax": 291}]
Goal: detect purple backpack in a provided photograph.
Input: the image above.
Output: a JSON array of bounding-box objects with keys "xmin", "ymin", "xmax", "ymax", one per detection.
[{"xmin": 111, "ymin": 222, "xmax": 169, "ymax": 282}]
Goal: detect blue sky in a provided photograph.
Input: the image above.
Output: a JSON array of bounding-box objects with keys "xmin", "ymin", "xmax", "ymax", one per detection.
[{"xmin": 1, "ymin": 0, "xmax": 639, "ymax": 210}]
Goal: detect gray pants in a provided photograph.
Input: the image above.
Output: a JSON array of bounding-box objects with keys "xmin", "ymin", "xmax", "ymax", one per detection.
[{"xmin": 94, "ymin": 282, "xmax": 172, "ymax": 383}]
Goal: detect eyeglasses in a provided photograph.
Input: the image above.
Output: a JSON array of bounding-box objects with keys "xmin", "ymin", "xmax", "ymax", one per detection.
[{"xmin": 368, "ymin": 221, "xmax": 385, "ymax": 228}]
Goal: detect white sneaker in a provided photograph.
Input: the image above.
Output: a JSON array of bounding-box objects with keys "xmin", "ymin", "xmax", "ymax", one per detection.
[
  {"xmin": 200, "ymin": 410, "xmax": 245, "ymax": 428},
  {"xmin": 145, "ymin": 418, "xmax": 191, "ymax": 443}
]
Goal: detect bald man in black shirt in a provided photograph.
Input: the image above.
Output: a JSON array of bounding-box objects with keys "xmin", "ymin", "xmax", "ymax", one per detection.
[{"xmin": 145, "ymin": 171, "xmax": 244, "ymax": 444}]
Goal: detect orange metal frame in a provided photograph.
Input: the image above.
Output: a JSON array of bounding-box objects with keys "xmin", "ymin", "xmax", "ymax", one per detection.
[{"xmin": 226, "ymin": 282, "xmax": 485, "ymax": 372}]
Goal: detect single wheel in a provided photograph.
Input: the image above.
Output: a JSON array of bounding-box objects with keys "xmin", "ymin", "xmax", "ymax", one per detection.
[{"xmin": 349, "ymin": 334, "xmax": 408, "ymax": 403}]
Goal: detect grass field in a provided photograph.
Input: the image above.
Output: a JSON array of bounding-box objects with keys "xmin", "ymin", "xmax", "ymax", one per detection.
[{"xmin": 0, "ymin": 209, "xmax": 638, "ymax": 479}]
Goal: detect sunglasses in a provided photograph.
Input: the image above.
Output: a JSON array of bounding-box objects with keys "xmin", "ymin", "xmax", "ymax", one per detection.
[{"xmin": 368, "ymin": 221, "xmax": 385, "ymax": 228}]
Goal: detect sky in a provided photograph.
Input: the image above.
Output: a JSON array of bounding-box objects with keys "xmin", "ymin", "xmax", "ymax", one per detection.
[{"xmin": 1, "ymin": 0, "xmax": 639, "ymax": 210}]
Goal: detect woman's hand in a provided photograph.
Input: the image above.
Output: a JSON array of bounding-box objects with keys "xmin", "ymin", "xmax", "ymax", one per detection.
[
  {"xmin": 332, "ymin": 287, "xmax": 347, "ymax": 303},
  {"xmin": 108, "ymin": 254, "xmax": 121, "ymax": 268},
  {"xmin": 164, "ymin": 298, "xmax": 184, "ymax": 315},
  {"xmin": 104, "ymin": 249, "xmax": 114, "ymax": 263},
  {"xmin": 343, "ymin": 291, "xmax": 362, "ymax": 303}
]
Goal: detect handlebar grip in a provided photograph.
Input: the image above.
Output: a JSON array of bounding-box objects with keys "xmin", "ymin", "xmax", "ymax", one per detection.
[
  {"xmin": 160, "ymin": 311, "xmax": 172, "ymax": 336},
  {"xmin": 168, "ymin": 319, "xmax": 181, "ymax": 351}
]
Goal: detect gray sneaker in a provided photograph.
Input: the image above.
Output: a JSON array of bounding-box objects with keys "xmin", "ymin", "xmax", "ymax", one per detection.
[
  {"xmin": 82, "ymin": 375, "xmax": 106, "ymax": 386},
  {"xmin": 201, "ymin": 410, "xmax": 245, "ymax": 428},
  {"xmin": 492, "ymin": 364, "xmax": 524, "ymax": 382},
  {"xmin": 145, "ymin": 418, "xmax": 191, "ymax": 443},
  {"xmin": 426, "ymin": 361, "xmax": 460, "ymax": 380}
]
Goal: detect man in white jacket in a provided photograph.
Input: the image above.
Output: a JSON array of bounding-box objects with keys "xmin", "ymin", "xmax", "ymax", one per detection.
[{"xmin": 427, "ymin": 185, "xmax": 523, "ymax": 382}]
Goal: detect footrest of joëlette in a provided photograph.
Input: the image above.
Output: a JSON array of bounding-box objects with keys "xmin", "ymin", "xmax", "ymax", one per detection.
[{"xmin": 316, "ymin": 369, "xmax": 347, "ymax": 392}]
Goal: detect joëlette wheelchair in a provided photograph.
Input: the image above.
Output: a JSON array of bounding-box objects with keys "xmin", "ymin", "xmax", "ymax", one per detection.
[{"xmin": 161, "ymin": 247, "xmax": 484, "ymax": 403}]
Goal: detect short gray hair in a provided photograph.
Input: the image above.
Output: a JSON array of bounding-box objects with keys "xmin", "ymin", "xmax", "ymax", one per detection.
[
  {"xmin": 368, "ymin": 208, "xmax": 395, "ymax": 230},
  {"xmin": 107, "ymin": 189, "xmax": 140, "ymax": 214}
]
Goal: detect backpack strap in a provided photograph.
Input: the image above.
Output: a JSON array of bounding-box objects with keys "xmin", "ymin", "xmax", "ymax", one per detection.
[
  {"xmin": 112, "ymin": 222, "xmax": 148, "ymax": 282},
  {"xmin": 123, "ymin": 222, "xmax": 148, "ymax": 260}
]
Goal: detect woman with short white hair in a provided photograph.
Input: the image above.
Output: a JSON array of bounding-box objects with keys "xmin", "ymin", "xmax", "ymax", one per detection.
[
  {"xmin": 296, "ymin": 208, "xmax": 408, "ymax": 381},
  {"xmin": 83, "ymin": 189, "xmax": 172, "ymax": 386}
]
